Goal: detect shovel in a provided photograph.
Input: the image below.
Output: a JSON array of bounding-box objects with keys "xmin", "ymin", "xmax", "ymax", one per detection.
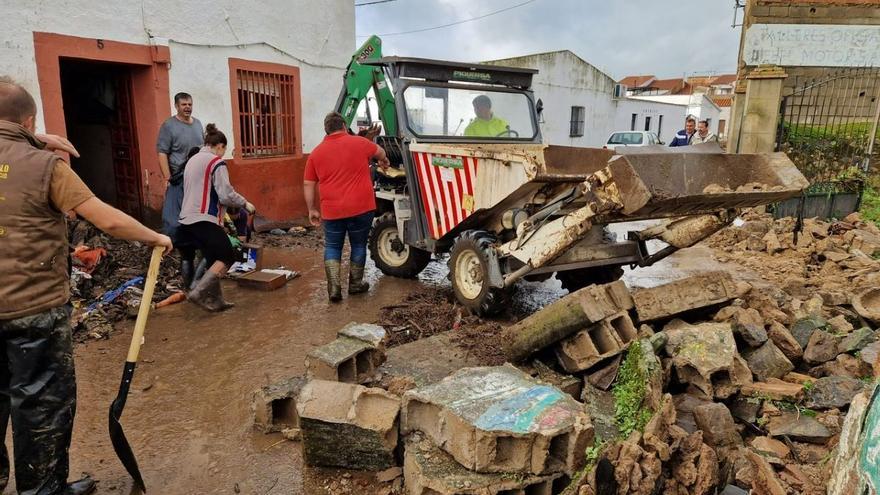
[{"xmin": 109, "ymin": 246, "xmax": 163, "ymax": 493}]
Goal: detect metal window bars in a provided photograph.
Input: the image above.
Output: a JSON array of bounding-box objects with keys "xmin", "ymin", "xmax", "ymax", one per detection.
[{"xmin": 236, "ymin": 69, "xmax": 297, "ymax": 158}]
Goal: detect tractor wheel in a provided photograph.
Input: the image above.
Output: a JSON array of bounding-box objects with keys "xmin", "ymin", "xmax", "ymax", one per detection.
[
  {"xmin": 448, "ymin": 231, "xmax": 509, "ymax": 316},
  {"xmin": 369, "ymin": 213, "xmax": 431, "ymax": 278},
  {"xmin": 556, "ymin": 266, "xmax": 625, "ymax": 293}
]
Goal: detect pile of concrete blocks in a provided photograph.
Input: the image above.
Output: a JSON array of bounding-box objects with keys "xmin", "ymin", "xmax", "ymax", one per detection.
[
  {"xmin": 305, "ymin": 322, "xmax": 387, "ymax": 383},
  {"xmin": 252, "ymin": 323, "xmax": 390, "ymax": 448},
  {"xmin": 401, "ymin": 365, "xmax": 594, "ymax": 494}
]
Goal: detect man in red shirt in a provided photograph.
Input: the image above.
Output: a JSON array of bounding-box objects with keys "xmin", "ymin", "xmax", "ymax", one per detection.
[{"xmin": 304, "ymin": 112, "xmax": 389, "ymax": 301}]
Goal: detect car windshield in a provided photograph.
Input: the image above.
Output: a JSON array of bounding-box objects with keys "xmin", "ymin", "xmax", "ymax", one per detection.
[
  {"xmin": 608, "ymin": 132, "xmax": 644, "ymax": 145},
  {"xmin": 402, "ymin": 85, "xmax": 536, "ymax": 139}
]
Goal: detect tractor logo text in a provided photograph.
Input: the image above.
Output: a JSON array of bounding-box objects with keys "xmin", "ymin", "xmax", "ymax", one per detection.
[
  {"xmin": 0, "ymin": 163, "xmax": 8, "ymax": 180},
  {"xmin": 356, "ymin": 44, "xmax": 376, "ymax": 62},
  {"xmin": 431, "ymin": 156, "xmax": 464, "ymax": 169},
  {"xmin": 453, "ymin": 70, "xmax": 491, "ymax": 82}
]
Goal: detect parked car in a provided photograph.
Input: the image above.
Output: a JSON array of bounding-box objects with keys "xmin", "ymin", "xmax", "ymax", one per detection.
[{"xmin": 603, "ymin": 131, "xmax": 663, "ymax": 150}]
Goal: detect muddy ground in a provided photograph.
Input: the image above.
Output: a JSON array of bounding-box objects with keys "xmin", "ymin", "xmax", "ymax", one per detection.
[{"xmin": 4, "ymin": 224, "xmax": 760, "ymax": 494}]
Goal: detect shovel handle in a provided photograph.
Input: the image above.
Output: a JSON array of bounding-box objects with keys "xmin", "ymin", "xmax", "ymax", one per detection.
[{"xmin": 126, "ymin": 246, "xmax": 163, "ymax": 363}]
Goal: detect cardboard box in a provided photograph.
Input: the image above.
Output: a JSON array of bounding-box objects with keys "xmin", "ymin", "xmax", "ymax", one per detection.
[{"xmin": 235, "ymin": 270, "xmax": 287, "ymax": 291}]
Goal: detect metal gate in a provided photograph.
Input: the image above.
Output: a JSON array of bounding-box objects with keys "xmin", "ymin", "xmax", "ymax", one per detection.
[{"xmin": 774, "ymin": 67, "xmax": 880, "ymax": 218}]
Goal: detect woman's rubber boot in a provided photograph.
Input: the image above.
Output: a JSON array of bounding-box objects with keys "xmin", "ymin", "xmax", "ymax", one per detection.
[
  {"xmin": 188, "ymin": 272, "xmax": 233, "ymax": 312},
  {"xmin": 181, "ymin": 259, "xmax": 194, "ymax": 290},
  {"xmin": 348, "ymin": 263, "xmax": 370, "ymax": 295},
  {"xmin": 325, "ymin": 260, "xmax": 343, "ymax": 302}
]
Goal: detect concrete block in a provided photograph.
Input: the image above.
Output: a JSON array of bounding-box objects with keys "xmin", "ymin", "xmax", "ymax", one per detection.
[
  {"xmin": 573, "ymin": 280, "xmax": 634, "ymax": 323},
  {"xmin": 531, "ymin": 360, "xmax": 582, "ymax": 399},
  {"xmin": 297, "ymin": 379, "xmax": 400, "ymax": 470},
  {"xmin": 305, "ymin": 335, "xmax": 385, "ymax": 383},
  {"xmin": 632, "ymin": 271, "xmax": 738, "ymax": 321},
  {"xmin": 664, "ymin": 320, "xmax": 751, "ymax": 398},
  {"xmin": 402, "ymin": 365, "xmax": 593, "ymax": 475},
  {"xmin": 554, "ymin": 312, "xmax": 637, "ymax": 373},
  {"xmin": 403, "ymin": 433, "xmax": 565, "ymax": 495},
  {"xmin": 252, "ymin": 376, "xmax": 307, "ymax": 433},
  {"xmin": 338, "ymin": 322, "xmax": 387, "ymax": 348}
]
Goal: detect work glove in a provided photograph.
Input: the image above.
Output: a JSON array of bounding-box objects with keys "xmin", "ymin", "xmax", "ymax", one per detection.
[{"xmin": 245, "ymin": 202, "xmax": 256, "ymax": 214}]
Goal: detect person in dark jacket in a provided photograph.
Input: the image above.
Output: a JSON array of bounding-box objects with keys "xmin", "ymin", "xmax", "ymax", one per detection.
[
  {"xmin": 669, "ymin": 116, "xmax": 697, "ymax": 147},
  {"xmin": 0, "ymin": 76, "xmax": 172, "ymax": 495}
]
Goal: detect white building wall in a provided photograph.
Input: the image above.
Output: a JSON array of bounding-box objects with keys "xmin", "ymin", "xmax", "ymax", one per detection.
[
  {"xmin": 486, "ymin": 51, "xmax": 618, "ymax": 148},
  {"xmin": 630, "ymin": 94, "xmax": 723, "ymax": 136},
  {"xmin": 613, "ymin": 98, "xmax": 688, "ymax": 145},
  {"xmin": 0, "ymin": 0, "xmax": 353, "ymax": 152}
]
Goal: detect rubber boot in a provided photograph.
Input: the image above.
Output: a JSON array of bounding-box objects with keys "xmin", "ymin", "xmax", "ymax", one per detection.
[
  {"xmin": 325, "ymin": 260, "xmax": 343, "ymax": 302},
  {"xmin": 180, "ymin": 259, "xmax": 194, "ymax": 290},
  {"xmin": 348, "ymin": 263, "xmax": 369, "ymax": 295},
  {"xmin": 191, "ymin": 258, "xmax": 208, "ymax": 290},
  {"xmin": 188, "ymin": 272, "xmax": 234, "ymax": 312},
  {"xmin": 66, "ymin": 476, "xmax": 97, "ymax": 495}
]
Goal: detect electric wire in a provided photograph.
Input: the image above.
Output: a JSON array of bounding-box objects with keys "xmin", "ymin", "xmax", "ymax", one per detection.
[{"xmin": 358, "ymin": 0, "xmax": 540, "ymax": 38}]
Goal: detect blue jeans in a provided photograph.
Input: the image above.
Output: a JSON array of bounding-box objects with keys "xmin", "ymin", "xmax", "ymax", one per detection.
[{"xmin": 323, "ymin": 211, "xmax": 375, "ymax": 265}]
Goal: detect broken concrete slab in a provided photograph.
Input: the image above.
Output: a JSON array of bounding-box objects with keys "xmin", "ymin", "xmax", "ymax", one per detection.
[
  {"xmin": 501, "ymin": 281, "xmax": 633, "ymax": 362},
  {"xmin": 584, "ymin": 354, "xmax": 622, "ymax": 391},
  {"xmin": 731, "ymin": 308, "xmax": 768, "ymax": 348},
  {"xmin": 767, "ymin": 321, "xmax": 803, "ymax": 362},
  {"xmin": 581, "ymin": 384, "xmax": 619, "ymax": 442},
  {"xmin": 379, "ymin": 332, "xmax": 486, "ymax": 389},
  {"xmin": 632, "ymin": 271, "xmax": 738, "ymax": 322},
  {"xmin": 803, "ymin": 330, "xmax": 842, "ymax": 365},
  {"xmin": 297, "ymin": 380, "xmax": 400, "ymax": 471},
  {"xmin": 403, "ymin": 433, "xmax": 565, "ymax": 495},
  {"xmin": 554, "ymin": 312, "xmax": 637, "ymax": 373},
  {"xmin": 305, "ymin": 335, "xmax": 385, "ymax": 384},
  {"xmin": 402, "ymin": 365, "xmax": 592, "ymax": 475},
  {"xmin": 766, "ymin": 412, "xmax": 832, "ymax": 444},
  {"xmin": 740, "ymin": 380, "xmax": 804, "ymax": 401},
  {"xmin": 663, "ymin": 320, "xmax": 751, "ymax": 398},
  {"xmin": 804, "ymin": 376, "xmax": 866, "ymax": 410},
  {"xmin": 741, "ymin": 341, "xmax": 794, "ymax": 381},
  {"xmin": 252, "ymin": 376, "xmax": 307, "ymax": 433},
  {"xmin": 693, "ymin": 403, "xmax": 740, "ymax": 447}
]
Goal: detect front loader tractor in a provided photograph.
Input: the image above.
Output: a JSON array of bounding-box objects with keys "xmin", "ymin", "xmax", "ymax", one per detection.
[{"xmin": 338, "ymin": 37, "xmax": 809, "ymax": 315}]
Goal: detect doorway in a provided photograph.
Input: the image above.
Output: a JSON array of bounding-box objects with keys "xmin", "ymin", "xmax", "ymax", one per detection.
[{"xmin": 60, "ymin": 59, "xmax": 143, "ymax": 219}]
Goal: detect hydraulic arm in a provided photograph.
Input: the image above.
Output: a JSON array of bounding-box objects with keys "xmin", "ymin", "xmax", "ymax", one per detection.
[{"xmin": 335, "ymin": 35, "xmax": 398, "ymax": 136}]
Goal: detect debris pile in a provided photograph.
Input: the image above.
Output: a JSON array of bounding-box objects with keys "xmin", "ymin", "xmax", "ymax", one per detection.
[
  {"xmin": 253, "ymin": 226, "xmax": 323, "ymax": 250},
  {"xmin": 67, "ymin": 219, "xmax": 183, "ymax": 340},
  {"xmin": 252, "ymin": 214, "xmax": 879, "ymax": 494}
]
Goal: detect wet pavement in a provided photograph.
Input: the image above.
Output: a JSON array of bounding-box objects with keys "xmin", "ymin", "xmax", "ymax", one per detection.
[{"xmin": 2, "ymin": 234, "xmax": 762, "ymax": 494}]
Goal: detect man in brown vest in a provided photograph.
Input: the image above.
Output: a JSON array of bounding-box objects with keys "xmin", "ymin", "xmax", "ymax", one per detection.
[{"xmin": 0, "ymin": 77, "xmax": 172, "ymax": 494}]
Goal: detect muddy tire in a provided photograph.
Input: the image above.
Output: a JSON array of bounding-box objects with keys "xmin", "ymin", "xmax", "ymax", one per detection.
[
  {"xmin": 556, "ymin": 266, "xmax": 625, "ymax": 293},
  {"xmin": 369, "ymin": 213, "xmax": 430, "ymax": 278},
  {"xmin": 448, "ymin": 230, "xmax": 508, "ymax": 316}
]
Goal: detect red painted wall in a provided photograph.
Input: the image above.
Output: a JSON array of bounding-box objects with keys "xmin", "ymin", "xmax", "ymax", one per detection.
[{"xmin": 226, "ymin": 155, "xmax": 309, "ymax": 221}]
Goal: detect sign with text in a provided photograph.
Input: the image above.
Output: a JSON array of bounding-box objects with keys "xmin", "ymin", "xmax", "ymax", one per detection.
[{"xmin": 744, "ymin": 24, "xmax": 880, "ymax": 67}]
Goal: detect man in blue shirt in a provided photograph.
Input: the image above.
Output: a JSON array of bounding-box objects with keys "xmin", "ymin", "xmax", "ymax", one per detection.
[{"xmin": 669, "ymin": 116, "xmax": 696, "ymax": 147}]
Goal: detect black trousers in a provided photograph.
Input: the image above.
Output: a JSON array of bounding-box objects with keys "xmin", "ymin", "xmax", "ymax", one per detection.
[
  {"xmin": 177, "ymin": 221, "xmax": 236, "ymax": 267},
  {"xmin": 0, "ymin": 305, "xmax": 76, "ymax": 495}
]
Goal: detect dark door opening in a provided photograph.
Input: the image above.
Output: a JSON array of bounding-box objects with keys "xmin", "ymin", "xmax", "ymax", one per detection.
[{"xmin": 60, "ymin": 59, "xmax": 143, "ymax": 219}]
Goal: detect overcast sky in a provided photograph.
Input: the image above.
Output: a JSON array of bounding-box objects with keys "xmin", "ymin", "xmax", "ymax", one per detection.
[{"xmin": 355, "ymin": 0, "xmax": 742, "ymax": 80}]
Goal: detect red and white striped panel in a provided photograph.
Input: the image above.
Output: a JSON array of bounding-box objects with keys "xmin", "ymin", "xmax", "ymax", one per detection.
[{"xmin": 412, "ymin": 151, "xmax": 479, "ymax": 240}]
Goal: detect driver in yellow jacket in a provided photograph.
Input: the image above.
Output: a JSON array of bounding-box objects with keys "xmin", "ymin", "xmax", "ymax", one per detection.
[{"xmin": 464, "ymin": 95, "xmax": 509, "ymax": 137}]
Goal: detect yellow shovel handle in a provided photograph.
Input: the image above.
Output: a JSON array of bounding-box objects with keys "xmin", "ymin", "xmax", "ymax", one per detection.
[{"xmin": 126, "ymin": 246, "xmax": 163, "ymax": 363}]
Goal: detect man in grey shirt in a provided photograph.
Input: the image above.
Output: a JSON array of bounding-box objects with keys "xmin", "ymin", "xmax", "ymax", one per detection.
[{"xmin": 157, "ymin": 92, "xmax": 203, "ymax": 242}]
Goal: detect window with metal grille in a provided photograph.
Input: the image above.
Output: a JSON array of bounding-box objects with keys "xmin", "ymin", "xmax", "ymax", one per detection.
[
  {"xmin": 570, "ymin": 106, "xmax": 585, "ymax": 137},
  {"xmin": 235, "ymin": 69, "xmax": 297, "ymax": 158}
]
